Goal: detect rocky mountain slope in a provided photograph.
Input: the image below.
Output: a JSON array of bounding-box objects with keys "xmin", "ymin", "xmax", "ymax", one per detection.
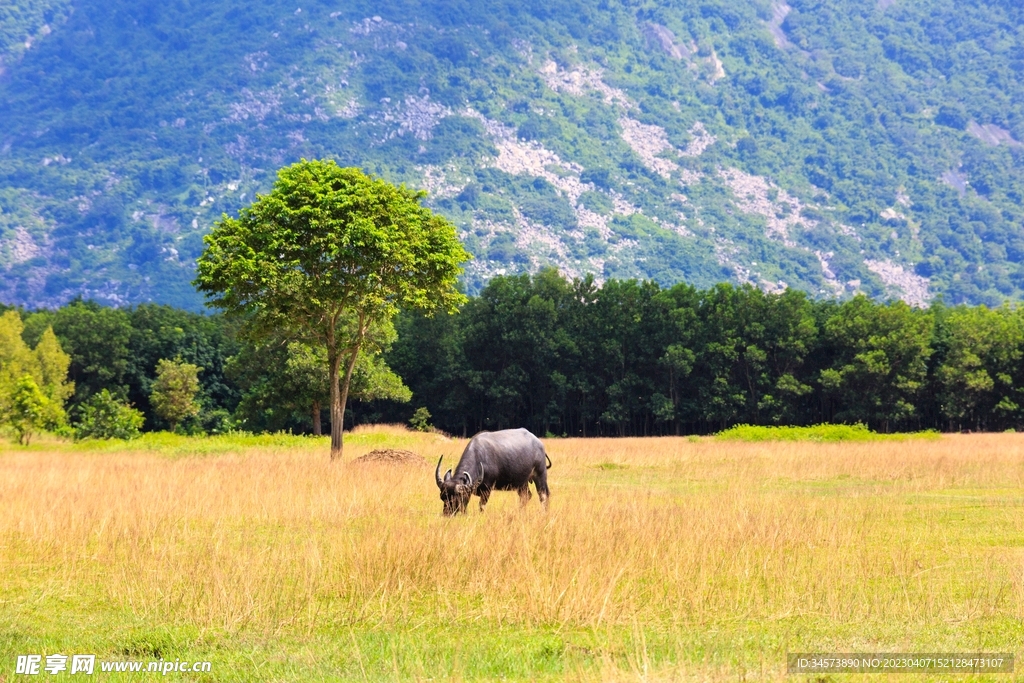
[{"xmin": 1, "ymin": 0, "xmax": 1022, "ymax": 309}]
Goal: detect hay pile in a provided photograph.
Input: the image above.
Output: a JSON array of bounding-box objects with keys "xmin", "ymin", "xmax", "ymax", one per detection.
[{"xmin": 352, "ymin": 448, "xmax": 427, "ymax": 466}]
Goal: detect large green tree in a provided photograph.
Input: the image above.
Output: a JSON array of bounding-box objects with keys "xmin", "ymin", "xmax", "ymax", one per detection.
[{"xmin": 195, "ymin": 160, "xmax": 469, "ymax": 459}]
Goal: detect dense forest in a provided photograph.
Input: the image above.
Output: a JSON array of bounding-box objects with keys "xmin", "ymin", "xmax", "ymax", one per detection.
[
  {"xmin": 2, "ymin": 0, "xmax": 1024, "ymax": 309},
  {"xmin": 3, "ymin": 269, "xmax": 1024, "ymax": 439}
]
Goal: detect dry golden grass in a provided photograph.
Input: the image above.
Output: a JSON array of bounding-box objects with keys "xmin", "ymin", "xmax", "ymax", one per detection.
[{"xmin": 2, "ymin": 430, "xmax": 1024, "ymax": 681}]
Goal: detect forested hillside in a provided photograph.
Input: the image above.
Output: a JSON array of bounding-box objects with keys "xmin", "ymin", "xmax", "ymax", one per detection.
[{"xmin": 1, "ymin": 0, "xmax": 1023, "ymax": 309}]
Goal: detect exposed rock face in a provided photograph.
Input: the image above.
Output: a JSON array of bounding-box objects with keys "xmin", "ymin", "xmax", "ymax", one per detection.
[
  {"xmin": 704, "ymin": 49, "xmax": 726, "ymax": 83},
  {"xmin": 720, "ymin": 168, "xmax": 815, "ymax": 247},
  {"xmin": 967, "ymin": 122, "xmax": 1022, "ymax": 148},
  {"xmin": 680, "ymin": 122, "xmax": 716, "ymax": 157},
  {"xmin": 815, "ymin": 251, "xmax": 844, "ymax": 295},
  {"xmin": 618, "ymin": 119, "xmax": 714, "ymax": 178},
  {"xmin": 865, "ymin": 259, "xmax": 931, "ymax": 307},
  {"xmin": 7, "ymin": 226, "xmax": 41, "ymax": 263},
  {"xmin": 640, "ymin": 22, "xmax": 723, "ymax": 83},
  {"xmin": 459, "ymin": 108, "xmax": 648, "ymax": 284},
  {"xmin": 225, "ymin": 88, "xmax": 283, "ymax": 123},
  {"xmin": 641, "ymin": 23, "xmax": 693, "ymax": 61},
  {"xmin": 619, "ymin": 117, "xmax": 679, "ymax": 179},
  {"xmin": 941, "ymin": 169, "xmax": 968, "ymax": 195},
  {"xmin": 417, "ymin": 164, "xmax": 465, "ymax": 199},
  {"xmin": 767, "ymin": 2, "xmax": 793, "ymax": 49},
  {"xmin": 382, "ymin": 95, "xmax": 449, "ymax": 140},
  {"xmin": 538, "ymin": 60, "xmax": 632, "ymax": 107}
]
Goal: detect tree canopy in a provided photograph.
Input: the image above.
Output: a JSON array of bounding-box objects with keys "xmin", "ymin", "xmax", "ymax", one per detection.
[
  {"xmin": 195, "ymin": 159, "xmax": 469, "ymax": 457},
  {"xmin": 0, "ymin": 310, "xmax": 73, "ymax": 442},
  {"xmin": 149, "ymin": 358, "xmax": 202, "ymax": 433}
]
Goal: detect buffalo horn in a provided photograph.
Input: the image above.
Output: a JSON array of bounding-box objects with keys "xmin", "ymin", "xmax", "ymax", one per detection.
[{"xmin": 435, "ymin": 455, "xmax": 444, "ymax": 489}]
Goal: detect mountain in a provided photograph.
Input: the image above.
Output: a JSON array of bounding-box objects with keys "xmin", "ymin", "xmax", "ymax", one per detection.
[{"xmin": 1, "ymin": 0, "xmax": 1023, "ymax": 310}]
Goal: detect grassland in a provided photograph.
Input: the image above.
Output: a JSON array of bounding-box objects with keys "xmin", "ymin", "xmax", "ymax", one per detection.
[{"xmin": 2, "ymin": 427, "xmax": 1024, "ymax": 681}]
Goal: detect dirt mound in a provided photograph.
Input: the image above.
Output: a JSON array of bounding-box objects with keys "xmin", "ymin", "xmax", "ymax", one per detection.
[{"xmin": 352, "ymin": 448, "xmax": 427, "ymax": 466}]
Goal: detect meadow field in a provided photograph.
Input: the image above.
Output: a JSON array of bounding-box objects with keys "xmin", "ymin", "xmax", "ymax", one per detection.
[{"xmin": 2, "ymin": 427, "xmax": 1024, "ymax": 681}]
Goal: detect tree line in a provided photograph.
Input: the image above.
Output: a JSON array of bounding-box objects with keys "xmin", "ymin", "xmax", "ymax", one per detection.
[
  {"xmin": 3, "ymin": 267, "xmax": 1024, "ymax": 440},
  {"xmin": 387, "ymin": 268, "xmax": 1024, "ymax": 436}
]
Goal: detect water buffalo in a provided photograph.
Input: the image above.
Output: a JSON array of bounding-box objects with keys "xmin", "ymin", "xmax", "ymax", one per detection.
[{"xmin": 434, "ymin": 428, "xmax": 551, "ymax": 515}]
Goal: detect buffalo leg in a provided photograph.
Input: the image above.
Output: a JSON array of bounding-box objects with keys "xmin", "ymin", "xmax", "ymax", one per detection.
[
  {"xmin": 517, "ymin": 485, "xmax": 532, "ymax": 507},
  {"xmin": 534, "ymin": 468, "xmax": 550, "ymax": 510},
  {"xmin": 478, "ymin": 486, "xmax": 491, "ymax": 512}
]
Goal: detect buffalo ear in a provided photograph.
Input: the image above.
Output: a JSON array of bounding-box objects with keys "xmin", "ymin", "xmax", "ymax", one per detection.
[
  {"xmin": 444, "ymin": 468, "xmax": 452, "ymax": 482},
  {"xmin": 461, "ymin": 471, "xmax": 472, "ymax": 486}
]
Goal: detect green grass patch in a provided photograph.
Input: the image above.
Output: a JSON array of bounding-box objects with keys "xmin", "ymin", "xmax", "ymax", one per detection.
[
  {"xmin": 715, "ymin": 423, "xmax": 941, "ymax": 442},
  {"xmin": 64, "ymin": 431, "xmax": 326, "ymax": 456},
  {"xmin": 24, "ymin": 427, "xmax": 435, "ymax": 458}
]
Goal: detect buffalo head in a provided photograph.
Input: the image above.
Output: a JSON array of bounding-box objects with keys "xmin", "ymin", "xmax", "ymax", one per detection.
[{"xmin": 435, "ymin": 455, "xmax": 482, "ymax": 516}]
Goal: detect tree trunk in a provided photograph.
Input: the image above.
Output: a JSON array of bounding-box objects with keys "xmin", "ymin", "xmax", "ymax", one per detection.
[
  {"xmin": 312, "ymin": 400, "xmax": 322, "ymax": 436},
  {"xmin": 331, "ymin": 344, "xmax": 361, "ymax": 460},
  {"xmin": 329, "ymin": 344, "xmax": 344, "ymax": 459}
]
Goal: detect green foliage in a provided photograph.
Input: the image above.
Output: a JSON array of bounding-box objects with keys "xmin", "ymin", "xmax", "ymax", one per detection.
[
  {"xmin": 195, "ymin": 161, "xmax": 469, "ymax": 330},
  {"xmin": 0, "ymin": 310, "xmax": 36, "ymax": 403},
  {"xmin": 0, "ymin": 0, "xmax": 71, "ymax": 60},
  {"xmin": 4, "ymin": 298, "xmax": 399, "ymax": 439},
  {"xmin": 149, "ymin": 358, "xmax": 202, "ymax": 432},
  {"xmin": 0, "ymin": 310, "xmax": 72, "ymax": 441},
  {"xmin": 19, "ymin": 271, "xmax": 1024, "ymax": 440},
  {"xmin": 7, "ymin": 374, "xmax": 65, "ymax": 444},
  {"xmin": 42, "ymin": 300, "xmax": 132, "ymax": 406},
  {"xmin": 32, "ymin": 327, "xmax": 73, "ymax": 404},
  {"xmin": 1, "ymin": 0, "xmax": 1024, "ymax": 307},
  {"xmin": 228, "ymin": 332, "xmax": 410, "ymax": 434},
  {"xmin": 73, "ymin": 388, "xmax": 145, "ymax": 440},
  {"xmin": 933, "ymin": 304, "xmax": 1024, "ymax": 431},
  {"xmin": 409, "ymin": 407, "xmax": 432, "ymax": 432},
  {"xmin": 387, "ymin": 270, "xmax": 1024, "ymax": 435},
  {"xmin": 195, "ymin": 160, "xmax": 468, "ymax": 456},
  {"xmin": 123, "ymin": 303, "xmax": 240, "ymax": 431},
  {"xmin": 819, "ymin": 296, "xmax": 933, "ymax": 429},
  {"xmin": 715, "ymin": 424, "xmax": 939, "ymax": 442}
]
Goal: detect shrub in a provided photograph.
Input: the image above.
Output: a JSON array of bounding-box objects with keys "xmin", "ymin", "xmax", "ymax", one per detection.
[
  {"xmin": 715, "ymin": 424, "xmax": 940, "ymax": 442},
  {"xmin": 409, "ymin": 407, "xmax": 433, "ymax": 432},
  {"xmin": 74, "ymin": 389, "xmax": 145, "ymax": 440}
]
